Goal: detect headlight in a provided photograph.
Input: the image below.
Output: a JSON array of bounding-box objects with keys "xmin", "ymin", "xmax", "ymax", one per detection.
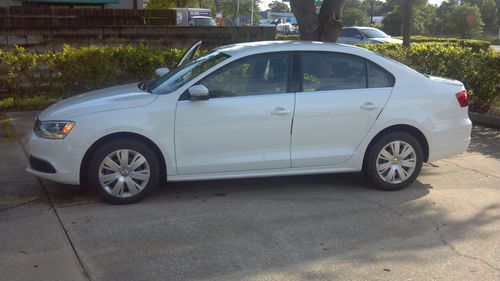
[{"xmin": 34, "ymin": 119, "xmax": 75, "ymax": 139}]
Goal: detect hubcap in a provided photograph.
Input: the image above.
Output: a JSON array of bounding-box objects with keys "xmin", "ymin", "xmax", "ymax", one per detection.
[
  {"xmin": 376, "ymin": 141, "xmax": 416, "ymax": 184},
  {"xmin": 98, "ymin": 149, "xmax": 150, "ymax": 198}
]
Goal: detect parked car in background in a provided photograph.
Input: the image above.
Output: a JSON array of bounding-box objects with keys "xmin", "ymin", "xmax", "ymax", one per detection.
[
  {"xmin": 276, "ymin": 22, "xmax": 298, "ymax": 35},
  {"xmin": 189, "ymin": 16, "xmax": 217, "ymax": 26},
  {"xmin": 338, "ymin": 27, "xmax": 403, "ymax": 44},
  {"xmin": 27, "ymin": 41, "xmax": 471, "ymax": 204},
  {"xmin": 170, "ymin": 8, "xmax": 212, "ymax": 26}
]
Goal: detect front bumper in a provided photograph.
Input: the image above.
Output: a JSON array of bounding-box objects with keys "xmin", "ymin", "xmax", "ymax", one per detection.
[{"xmin": 26, "ymin": 132, "xmax": 83, "ymax": 185}]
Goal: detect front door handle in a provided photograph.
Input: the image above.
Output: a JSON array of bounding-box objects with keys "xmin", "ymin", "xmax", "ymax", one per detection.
[
  {"xmin": 360, "ymin": 102, "xmax": 379, "ymax": 111},
  {"xmin": 270, "ymin": 107, "xmax": 291, "ymax": 116}
]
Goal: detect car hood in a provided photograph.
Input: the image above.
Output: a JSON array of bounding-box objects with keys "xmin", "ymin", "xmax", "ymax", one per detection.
[
  {"xmin": 38, "ymin": 83, "xmax": 158, "ymax": 120},
  {"xmin": 369, "ymin": 37, "xmax": 403, "ymax": 44}
]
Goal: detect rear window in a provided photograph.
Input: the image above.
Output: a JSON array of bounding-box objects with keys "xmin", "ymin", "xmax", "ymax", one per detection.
[{"xmin": 368, "ymin": 62, "xmax": 395, "ymax": 88}]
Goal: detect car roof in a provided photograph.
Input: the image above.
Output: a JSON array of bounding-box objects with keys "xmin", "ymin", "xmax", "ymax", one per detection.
[
  {"xmin": 192, "ymin": 16, "xmax": 213, "ymax": 19},
  {"xmin": 343, "ymin": 26, "xmax": 377, "ymax": 30},
  {"xmin": 215, "ymin": 40, "xmax": 373, "ymax": 58}
]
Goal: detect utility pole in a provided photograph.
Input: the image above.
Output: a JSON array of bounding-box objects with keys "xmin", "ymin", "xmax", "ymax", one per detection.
[
  {"xmin": 370, "ymin": 0, "xmax": 374, "ymax": 25},
  {"xmin": 440, "ymin": 5, "xmax": 444, "ymax": 37},
  {"xmin": 236, "ymin": 0, "xmax": 240, "ymax": 26},
  {"xmin": 251, "ymin": 0, "xmax": 254, "ymax": 26}
]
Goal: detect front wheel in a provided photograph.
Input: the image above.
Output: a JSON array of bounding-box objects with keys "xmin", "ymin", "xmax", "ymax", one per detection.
[
  {"xmin": 364, "ymin": 132, "xmax": 423, "ymax": 191},
  {"xmin": 88, "ymin": 139, "xmax": 161, "ymax": 204}
]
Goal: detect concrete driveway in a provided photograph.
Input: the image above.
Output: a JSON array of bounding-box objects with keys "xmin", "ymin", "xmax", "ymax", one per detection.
[{"xmin": 1, "ymin": 111, "xmax": 499, "ymax": 281}]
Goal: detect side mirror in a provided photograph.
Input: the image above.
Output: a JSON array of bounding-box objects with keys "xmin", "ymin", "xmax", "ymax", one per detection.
[
  {"xmin": 188, "ymin": 85, "xmax": 209, "ymax": 101},
  {"xmin": 155, "ymin": 68, "xmax": 170, "ymax": 77}
]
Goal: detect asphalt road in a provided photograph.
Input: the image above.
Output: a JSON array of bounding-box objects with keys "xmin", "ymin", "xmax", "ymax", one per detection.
[{"xmin": 1, "ymin": 111, "xmax": 499, "ymax": 281}]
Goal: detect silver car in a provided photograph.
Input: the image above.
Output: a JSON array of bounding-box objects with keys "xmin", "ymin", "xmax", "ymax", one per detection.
[{"xmin": 338, "ymin": 27, "xmax": 403, "ymax": 44}]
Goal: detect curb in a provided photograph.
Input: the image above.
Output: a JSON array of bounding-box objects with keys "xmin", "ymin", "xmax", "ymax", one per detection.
[{"xmin": 469, "ymin": 112, "xmax": 500, "ymax": 129}]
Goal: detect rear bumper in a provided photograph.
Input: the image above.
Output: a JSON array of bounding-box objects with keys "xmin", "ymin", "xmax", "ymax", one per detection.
[{"xmin": 427, "ymin": 117, "xmax": 472, "ymax": 162}]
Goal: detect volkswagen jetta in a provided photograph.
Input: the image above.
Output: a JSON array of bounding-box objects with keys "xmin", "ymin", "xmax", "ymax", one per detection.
[{"xmin": 27, "ymin": 41, "xmax": 472, "ymax": 203}]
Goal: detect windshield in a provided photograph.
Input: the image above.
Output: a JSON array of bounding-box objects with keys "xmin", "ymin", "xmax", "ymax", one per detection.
[
  {"xmin": 193, "ymin": 18, "xmax": 216, "ymax": 26},
  {"xmin": 149, "ymin": 51, "xmax": 229, "ymax": 94},
  {"xmin": 360, "ymin": 28, "xmax": 390, "ymax": 38}
]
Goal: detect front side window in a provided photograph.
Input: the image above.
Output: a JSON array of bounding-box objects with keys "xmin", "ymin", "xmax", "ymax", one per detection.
[
  {"xmin": 149, "ymin": 51, "xmax": 229, "ymax": 94},
  {"xmin": 302, "ymin": 52, "xmax": 366, "ymax": 92},
  {"xmin": 359, "ymin": 28, "xmax": 390, "ymax": 38},
  {"xmin": 198, "ymin": 52, "xmax": 290, "ymax": 98}
]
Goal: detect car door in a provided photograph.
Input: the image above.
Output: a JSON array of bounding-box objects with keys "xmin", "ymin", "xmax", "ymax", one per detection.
[
  {"xmin": 338, "ymin": 28, "xmax": 362, "ymax": 44},
  {"xmin": 176, "ymin": 41, "xmax": 202, "ymax": 67},
  {"xmin": 291, "ymin": 51, "xmax": 394, "ymax": 167},
  {"xmin": 175, "ymin": 52, "xmax": 294, "ymax": 174}
]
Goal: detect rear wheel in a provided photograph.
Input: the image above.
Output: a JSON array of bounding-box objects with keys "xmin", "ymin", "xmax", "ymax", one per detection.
[
  {"xmin": 88, "ymin": 139, "xmax": 160, "ymax": 204},
  {"xmin": 364, "ymin": 132, "xmax": 423, "ymax": 191}
]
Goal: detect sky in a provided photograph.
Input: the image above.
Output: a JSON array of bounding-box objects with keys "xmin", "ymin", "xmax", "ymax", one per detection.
[{"xmin": 258, "ymin": 0, "xmax": 445, "ymax": 11}]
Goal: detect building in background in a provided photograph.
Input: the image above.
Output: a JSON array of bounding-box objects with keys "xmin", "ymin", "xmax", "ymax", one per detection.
[{"xmin": 0, "ymin": 0, "xmax": 143, "ymax": 9}]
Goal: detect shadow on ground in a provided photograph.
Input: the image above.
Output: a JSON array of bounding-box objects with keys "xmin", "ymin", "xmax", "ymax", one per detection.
[{"xmin": 468, "ymin": 125, "xmax": 500, "ymax": 160}]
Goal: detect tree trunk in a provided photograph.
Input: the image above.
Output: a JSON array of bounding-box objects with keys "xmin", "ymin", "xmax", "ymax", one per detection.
[
  {"xmin": 290, "ymin": 0, "xmax": 345, "ymax": 42},
  {"xmin": 402, "ymin": 0, "xmax": 413, "ymax": 48}
]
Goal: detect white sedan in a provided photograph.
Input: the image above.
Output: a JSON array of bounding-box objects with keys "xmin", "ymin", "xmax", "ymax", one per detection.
[{"xmin": 27, "ymin": 41, "xmax": 472, "ymax": 204}]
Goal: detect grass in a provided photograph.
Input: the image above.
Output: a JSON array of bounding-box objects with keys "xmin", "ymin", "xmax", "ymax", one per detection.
[{"xmin": 0, "ymin": 94, "xmax": 61, "ymax": 112}]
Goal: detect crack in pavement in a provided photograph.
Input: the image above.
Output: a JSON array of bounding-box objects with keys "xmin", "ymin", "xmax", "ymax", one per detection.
[
  {"xmin": 440, "ymin": 159, "xmax": 500, "ymax": 180},
  {"xmin": 12, "ymin": 119, "xmax": 93, "ymax": 281},
  {"xmin": 350, "ymin": 190, "xmax": 500, "ymax": 273},
  {"xmin": 0, "ymin": 198, "xmax": 40, "ymax": 213},
  {"xmin": 438, "ymin": 232, "xmax": 500, "ymax": 272}
]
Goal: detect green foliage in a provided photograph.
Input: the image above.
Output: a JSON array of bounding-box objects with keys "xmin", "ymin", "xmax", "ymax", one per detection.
[
  {"xmin": 394, "ymin": 36, "xmax": 491, "ymax": 52},
  {"xmin": 361, "ymin": 43, "xmax": 499, "ymax": 112},
  {"xmin": 268, "ymin": 0, "xmax": 290, "ymax": 13},
  {"xmin": 490, "ymin": 37, "xmax": 500, "ymax": 44},
  {"xmin": 276, "ymin": 34, "xmax": 300, "ymax": 40},
  {"xmin": 0, "ymin": 45, "xmax": 185, "ymax": 98},
  {"xmin": 342, "ymin": 7, "xmax": 369, "ymax": 26},
  {"xmin": 381, "ymin": 0, "xmax": 438, "ymax": 36},
  {"xmin": 1, "ymin": 43, "xmax": 497, "ymax": 112},
  {"xmin": 445, "ymin": 4, "xmax": 484, "ymax": 38},
  {"xmin": 478, "ymin": 0, "xmax": 497, "ymax": 34},
  {"xmin": 0, "ymin": 95, "xmax": 60, "ymax": 111}
]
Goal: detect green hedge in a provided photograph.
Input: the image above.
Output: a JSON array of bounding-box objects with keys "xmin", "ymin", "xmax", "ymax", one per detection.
[
  {"xmin": 360, "ymin": 43, "xmax": 499, "ymax": 112},
  {"xmin": 0, "ymin": 43, "xmax": 498, "ymax": 112},
  {"xmin": 393, "ymin": 36, "xmax": 491, "ymax": 52},
  {"xmin": 277, "ymin": 34, "xmax": 491, "ymax": 52},
  {"xmin": 0, "ymin": 45, "xmax": 184, "ymax": 96},
  {"xmin": 276, "ymin": 34, "xmax": 300, "ymax": 40}
]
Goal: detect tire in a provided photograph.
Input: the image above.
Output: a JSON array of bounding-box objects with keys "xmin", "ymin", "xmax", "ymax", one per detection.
[
  {"xmin": 364, "ymin": 132, "xmax": 423, "ymax": 191},
  {"xmin": 88, "ymin": 138, "xmax": 161, "ymax": 204}
]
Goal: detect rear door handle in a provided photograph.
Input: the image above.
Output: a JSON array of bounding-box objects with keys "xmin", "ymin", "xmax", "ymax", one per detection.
[
  {"xmin": 270, "ymin": 107, "xmax": 291, "ymax": 116},
  {"xmin": 360, "ymin": 102, "xmax": 378, "ymax": 111}
]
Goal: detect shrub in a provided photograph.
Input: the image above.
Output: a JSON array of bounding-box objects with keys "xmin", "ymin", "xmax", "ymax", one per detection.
[
  {"xmin": 361, "ymin": 43, "xmax": 499, "ymax": 112},
  {"xmin": 393, "ymin": 36, "xmax": 491, "ymax": 52},
  {"xmin": 0, "ymin": 44, "xmax": 185, "ymax": 97},
  {"xmin": 0, "ymin": 43, "xmax": 498, "ymax": 113},
  {"xmin": 276, "ymin": 34, "xmax": 300, "ymax": 40}
]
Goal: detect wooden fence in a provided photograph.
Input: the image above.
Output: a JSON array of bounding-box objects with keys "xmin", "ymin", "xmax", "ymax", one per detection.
[
  {"xmin": 0, "ymin": 26, "xmax": 277, "ymax": 51},
  {"xmin": 0, "ymin": 7, "xmax": 175, "ymax": 27}
]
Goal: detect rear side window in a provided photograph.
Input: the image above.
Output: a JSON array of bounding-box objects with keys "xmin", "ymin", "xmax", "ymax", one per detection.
[
  {"xmin": 302, "ymin": 52, "xmax": 366, "ymax": 92},
  {"xmin": 368, "ymin": 62, "xmax": 395, "ymax": 88}
]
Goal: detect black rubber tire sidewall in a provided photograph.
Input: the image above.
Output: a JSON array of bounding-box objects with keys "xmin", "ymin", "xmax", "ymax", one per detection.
[
  {"xmin": 364, "ymin": 132, "xmax": 423, "ymax": 191},
  {"xmin": 88, "ymin": 139, "xmax": 161, "ymax": 204}
]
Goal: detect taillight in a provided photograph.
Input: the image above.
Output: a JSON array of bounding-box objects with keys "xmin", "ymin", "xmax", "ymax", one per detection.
[{"xmin": 455, "ymin": 90, "xmax": 468, "ymax": 107}]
